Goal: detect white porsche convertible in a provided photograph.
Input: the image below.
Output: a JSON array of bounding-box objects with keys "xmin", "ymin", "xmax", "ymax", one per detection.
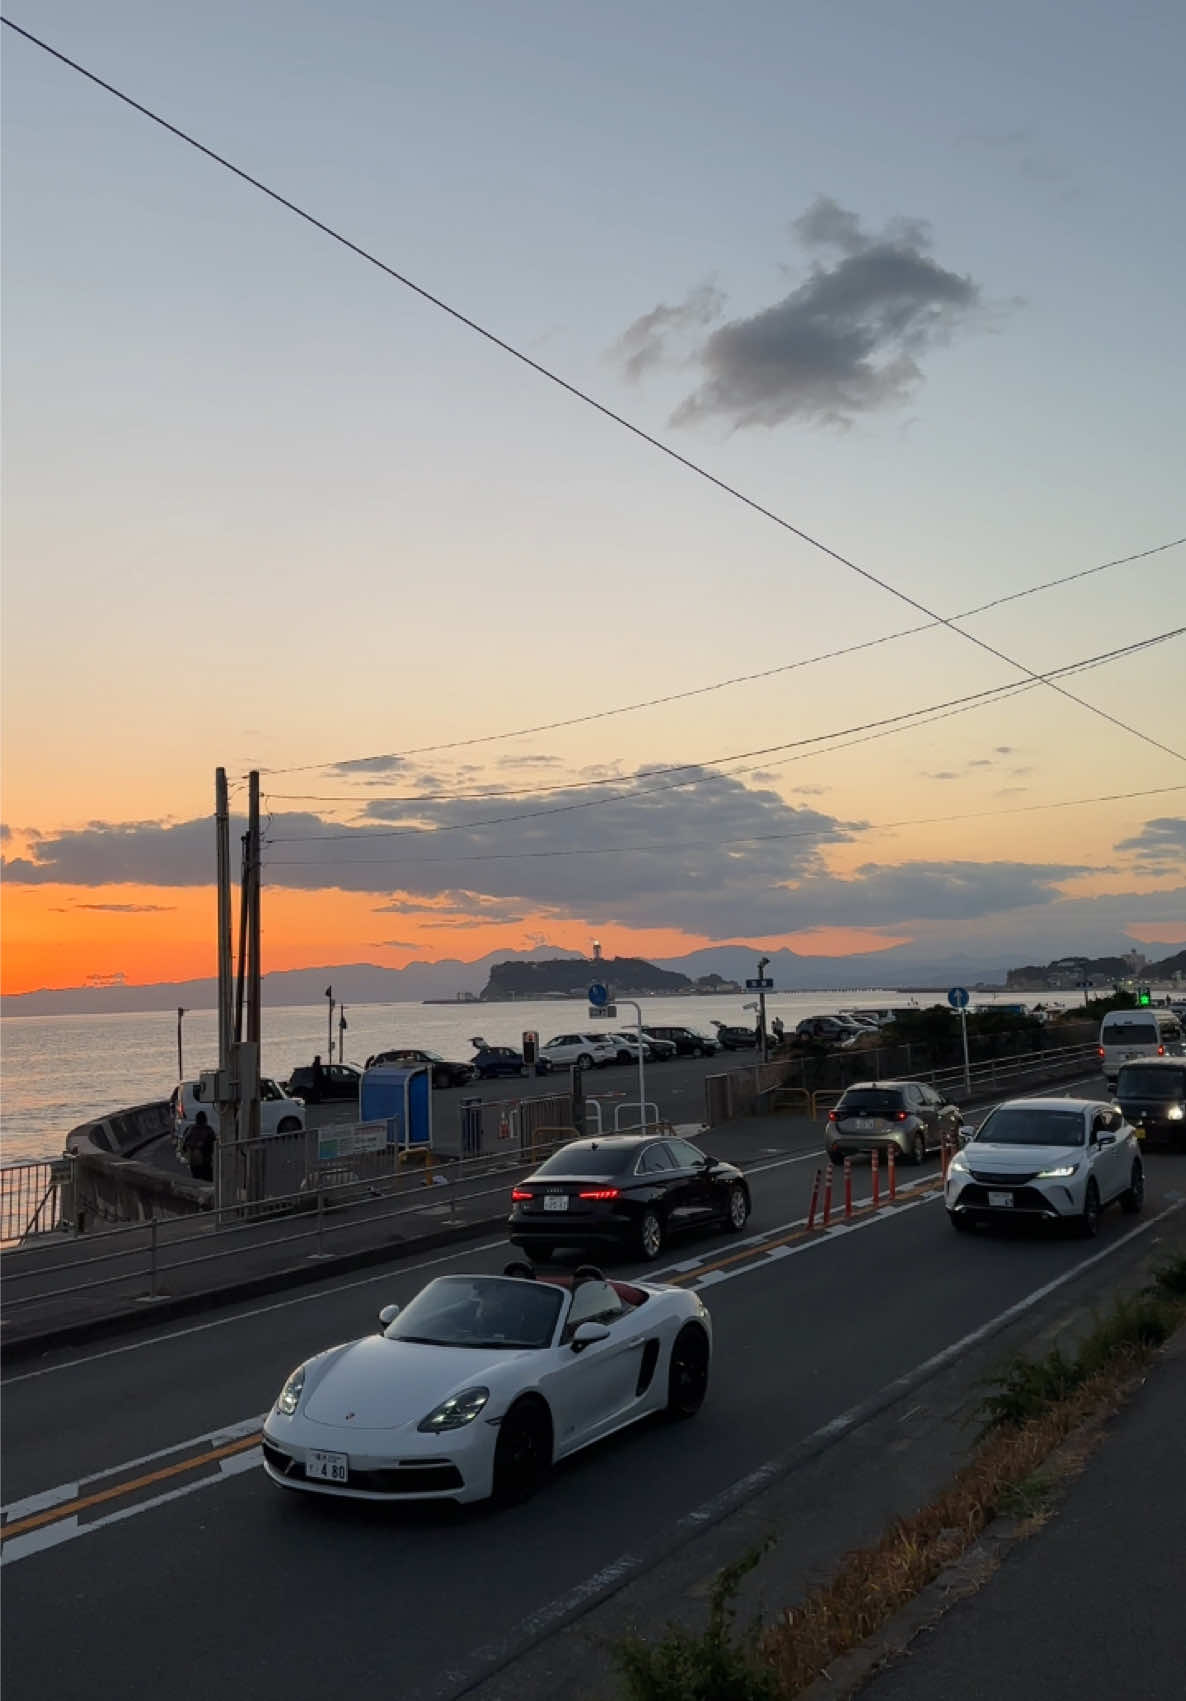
[{"xmin": 262, "ymin": 1263, "xmax": 712, "ymax": 1505}]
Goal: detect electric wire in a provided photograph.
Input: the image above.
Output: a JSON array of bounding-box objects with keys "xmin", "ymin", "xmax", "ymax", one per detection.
[{"xmin": 4, "ymin": 15, "xmax": 1183, "ymax": 770}]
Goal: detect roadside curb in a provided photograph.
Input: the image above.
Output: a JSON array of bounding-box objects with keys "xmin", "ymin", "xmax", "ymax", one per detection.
[
  {"xmin": 0, "ymin": 1210, "xmax": 507, "ymax": 1366},
  {"xmin": 793, "ymin": 1320, "xmax": 1186, "ymax": 1701}
]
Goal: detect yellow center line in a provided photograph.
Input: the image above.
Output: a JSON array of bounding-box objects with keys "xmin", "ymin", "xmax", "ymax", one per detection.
[{"xmin": 1, "ymin": 1433, "xmax": 262, "ymax": 1543}]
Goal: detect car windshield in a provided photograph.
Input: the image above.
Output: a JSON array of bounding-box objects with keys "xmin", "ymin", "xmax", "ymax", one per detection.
[
  {"xmin": 383, "ymin": 1276, "xmax": 563, "ymax": 1349},
  {"xmin": 533, "ymin": 1143, "xmax": 635, "ymax": 1177},
  {"xmin": 838, "ymin": 1089, "xmax": 905, "ymax": 1113},
  {"xmin": 1103, "ymin": 1021, "xmax": 1157, "ymax": 1044},
  {"xmin": 1119, "ymin": 1066, "xmax": 1186, "ymax": 1097},
  {"xmin": 974, "ymin": 1107, "xmax": 1086, "ymax": 1147}
]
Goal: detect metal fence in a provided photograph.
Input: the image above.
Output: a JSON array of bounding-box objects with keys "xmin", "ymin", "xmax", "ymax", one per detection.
[
  {"xmin": 1, "ymin": 1160, "xmax": 69, "ymax": 1245},
  {"xmin": 0, "ymin": 1126, "xmax": 583, "ymax": 1319}
]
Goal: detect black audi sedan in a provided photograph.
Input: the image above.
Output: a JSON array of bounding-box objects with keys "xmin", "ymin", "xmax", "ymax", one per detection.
[
  {"xmin": 507, "ymin": 1133, "xmax": 750, "ymax": 1262},
  {"xmin": 365, "ymin": 1048, "xmax": 474, "ymax": 1088}
]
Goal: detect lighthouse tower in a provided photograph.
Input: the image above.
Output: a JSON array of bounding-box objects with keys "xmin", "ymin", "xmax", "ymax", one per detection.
[{"xmin": 592, "ymin": 939, "xmax": 603, "ymax": 961}]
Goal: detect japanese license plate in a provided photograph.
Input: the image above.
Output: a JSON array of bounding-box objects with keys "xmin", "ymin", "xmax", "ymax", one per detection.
[
  {"xmin": 849, "ymin": 1118, "xmax": 877, "ymax": 1131},
  {"xmin": 306, "ymin": 1450, "xmax": 349, "ymax": 1483},
  {"xmin": 987, "ymin": 1191, "xmax": 1014, "ymax": 1209},
  {"xmin": 543, "ymin": 1194, "xmax": 569, "ymax": 1212}
]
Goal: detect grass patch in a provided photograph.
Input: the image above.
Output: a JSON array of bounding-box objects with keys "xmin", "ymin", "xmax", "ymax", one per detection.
[{"xmin": 609, "ymin": 1274, "xmax": 1186, "ymax": 1701}]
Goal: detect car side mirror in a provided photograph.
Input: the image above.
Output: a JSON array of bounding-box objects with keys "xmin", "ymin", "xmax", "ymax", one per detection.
[
  {"xmin": 700, "ymin": 1154, "xmax": 719, "ymax": 1170},
  {"xmin": 570, "ymin": 1322, "xmax": 611, "ymax": 1353},
  {"xmin": 1097, "ymin": 1133, "xmax": 1116, "ymax": 1147},
  {"xmin": 378, "ymin": 1303, "xmax": 400, "ymax": 1330},
  {"xmin": 958, "ymin": 1125, "xmax": 973, "ymax": 1145}
]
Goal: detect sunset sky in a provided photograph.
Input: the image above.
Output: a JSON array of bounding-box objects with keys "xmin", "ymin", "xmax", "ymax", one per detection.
[{"xmin": 3, "ymin": 0, "xmax": 1184, "ymax": 998}]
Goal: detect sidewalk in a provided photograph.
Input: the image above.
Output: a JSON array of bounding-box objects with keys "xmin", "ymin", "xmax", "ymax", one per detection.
[{"xmin": 863, "ymin": 1328, "xmax": 1186, "ymax": 1701}]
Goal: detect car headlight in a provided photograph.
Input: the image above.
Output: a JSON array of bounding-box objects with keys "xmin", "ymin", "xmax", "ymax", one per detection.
[
  {"xmin": 276, "ymin": 1364, "xmax": 307, "ymax": 1415},
  {"xmin": 1037, "ymin": 1162, "xmax": 1080, "ymax": 1179},
  {"xmin": 417, "ymin": 1387, "xmax": 490, "ymax": 1433},
  {"xmin": 947, "ymin": 1153, "xmax": 968, "ymax": 1174},
  {"xmin": 1169, "ymin": 1106, "xmax": 1184, "ymax": 1121}
]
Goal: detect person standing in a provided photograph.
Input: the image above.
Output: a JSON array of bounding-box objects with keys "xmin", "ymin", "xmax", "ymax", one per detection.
[
  {"xmin": 185, "ymin": 1110, "xmax": 215, "ymax": 1182},
  {"xmin": 311, "ymin": 1054, "xmax": 325, "ymax": 1101}
]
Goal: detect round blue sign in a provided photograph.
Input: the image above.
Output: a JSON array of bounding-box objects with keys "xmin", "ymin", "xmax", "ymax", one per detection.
[
  {"xmin": 588, "ymin": 981, "xmax": 610, "ymax": 1007},
  {"xmin": 947, "ymin": 986, "xmax": 970, "ymax": 1009}
]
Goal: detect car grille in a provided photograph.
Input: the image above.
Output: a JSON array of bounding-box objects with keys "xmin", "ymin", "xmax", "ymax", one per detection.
[{"xmin": 968, "ymin": 1168, "xmax": 1038, "ymax": 1185}]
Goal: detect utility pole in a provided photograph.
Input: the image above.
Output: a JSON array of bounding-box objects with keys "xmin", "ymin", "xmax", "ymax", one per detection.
[
  {"xmin": 338, "ymin": 1003, "xmax": 347, "ymax": 1065},
  {"xmin": 176, "ymin": 1007, "xmax": 185, "ymax": 1083},
  {"xmin": 757, "ymin": 956, "xmax": 770, "ymax": 1064},
  {"xmin": 244, "ymin": 770, "xmax": 262, "ymax": 1145},
  {"xmin": 326, "ymin": 985, "xmax": 335, "ymax": 1064},
  {"xmin": 215, "ymin": 769, "xmax": 236, "ymax": 1213}
]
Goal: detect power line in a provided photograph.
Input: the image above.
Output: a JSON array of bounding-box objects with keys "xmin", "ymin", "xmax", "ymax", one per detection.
[
  {"xmin": 258, "ymin": 530, "xmax": 1184, "ymax": 782},
  {"xmin": 5, "ymin": 15, "xmax": 1183, "ymax": 770},
  {"xmin": 264, "ymin": 627, "xmax": 1184, "ymax": 842},
  {"xmin": 257, "ymin": 535, "xmax": 1186, "ymax": 779},
  {"xmin": 262, "ymin": 781, "xmax": 1186, "ymax": 872}
]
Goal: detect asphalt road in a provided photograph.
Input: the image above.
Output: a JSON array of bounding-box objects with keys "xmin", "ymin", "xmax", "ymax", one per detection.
[{"xmin": 5, "ymin": 1074, "xmax": 1181, "ymax": 1701}]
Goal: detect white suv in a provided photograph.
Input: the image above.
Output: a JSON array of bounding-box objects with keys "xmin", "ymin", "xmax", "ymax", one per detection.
[
  {"xmin": 946, "ymin": 1096, "xmax": 1143, "ymax": 1237},
  {"xmin": 538, "ymin": 1033, "xmax": 617, "ymax": 1070},
  {"xmin": 170, "ymin": 1077, "xmax": 306, "ymax": 1142}
]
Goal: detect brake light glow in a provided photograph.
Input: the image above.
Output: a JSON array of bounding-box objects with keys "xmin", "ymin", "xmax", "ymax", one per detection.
[
  {"xmin": 894, "ymin": 1111, "xmax": 908, "ymax": 1121},
  {"xmin": 511, "ymin": 1188, "xmax": 533, "ymax": 1201},
  {"xmin": 1098, "ymin": 1046, "xmax": 1105, "ymax": 1057},
  {"xmin": 578, "ymin": 1188, "xmax": 620, "ymax": 1200},
  {"xmin": 827, "ymin": 1110, "xmax": 838, "ymax": 1122},
  {"xmin": 1159, "ymin": 1045, "xmax": 1166, "ymax": 1056}
]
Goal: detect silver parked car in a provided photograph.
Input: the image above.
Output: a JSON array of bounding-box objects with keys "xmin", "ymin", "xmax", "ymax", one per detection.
[{"xmin": 825, "ymin": 1079, "xmax": 961, "ymax": 1164}]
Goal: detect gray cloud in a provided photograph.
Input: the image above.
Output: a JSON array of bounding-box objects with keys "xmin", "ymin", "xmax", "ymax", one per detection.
[
  {"xmin": 327, "ymin": 755, "xmax": 410, "ymax": 776},
  {"xmin": 614, "ymin": 198, "xmax": 984, "ymax": 430},
  {"xmin": 1116, "ymin": 817, "xmax": 1186, "ymax": 871},
  {"xmin": 609, "ymin": 283, "xmax": 726, "ymax": 380},
  {"xmin": 74, "ymin": 902, "xmax": 177, "ymax": 913}
]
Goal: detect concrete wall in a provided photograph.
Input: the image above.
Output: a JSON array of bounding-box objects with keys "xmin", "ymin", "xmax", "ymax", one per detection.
[{"xmin": 68, "ymin": 1152, "xmax": 209, "ymax": 1231}]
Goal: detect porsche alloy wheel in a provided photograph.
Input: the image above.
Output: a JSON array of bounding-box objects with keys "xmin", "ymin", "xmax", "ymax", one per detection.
[
  {"xmin": 637, "ymin": 1209, "xmax": 664, "ymax": 1261},
  {"xmin": 491, "ymin": 1400, "xmax": 551, "ymax": 1506},
  {"xmin": 724, "ymin": 1184, "xmax": 749, "ymax": 1233},
  {"xmin": 666, "ymin": 1324, "xmax": 710, "ymax": 1418}
]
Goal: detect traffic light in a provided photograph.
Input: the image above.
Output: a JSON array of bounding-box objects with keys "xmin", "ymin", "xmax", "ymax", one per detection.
[{"xmin": 1137, "ymin": 987, "xmax": 1152, "ymax": 1007}]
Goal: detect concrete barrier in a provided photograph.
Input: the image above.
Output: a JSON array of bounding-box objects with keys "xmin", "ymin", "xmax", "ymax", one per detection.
[{"xmin": 69, "ymin": 1151, "xmax": 209, "ymax": 1230}]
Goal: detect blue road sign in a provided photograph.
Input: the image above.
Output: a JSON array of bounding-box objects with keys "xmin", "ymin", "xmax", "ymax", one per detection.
[
  {"xmin": 948, "ymin": 986, "xmax": 970, "ymax": 1010},
  {"xmin": 588, "ymin": 981, "xmax": 610, "ymax": 1007},
  {"xmin": 745, "ymin": 977, "xmax": 774, "ymax": 991}
]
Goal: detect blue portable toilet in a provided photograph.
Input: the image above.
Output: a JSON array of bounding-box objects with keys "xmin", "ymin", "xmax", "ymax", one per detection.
[{"xmin": 359, "ymin": 1065, "xmax": 433, "ymax": 1149}]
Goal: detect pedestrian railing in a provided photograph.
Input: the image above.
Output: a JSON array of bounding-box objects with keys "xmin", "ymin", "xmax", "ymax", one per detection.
[{"xmin": 1, "ymin": 1160, "xmax": 70, "ymax": 1245}]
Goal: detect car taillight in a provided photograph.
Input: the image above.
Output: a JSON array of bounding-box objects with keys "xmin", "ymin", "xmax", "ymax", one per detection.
[
  {"xmin": 511, "ymin": 1188, "xmax": 533, "ymax": 1202},
  {"xmin": 1158, "ymin": 1045, "xmax": 1165, "ymax": 1056},
  {"xmin": 827, "ymin": 1110, "xmax": 838, "ymax": 1121},
  {"xmin": 578, "ymin": 1188, "xmax": 620, "ymax": 1200},
  {"xmin": 894, "ymin": 1111, "xmax": 908, "ymax": 1121},
  {"xmin": 1098, "ymin": 1046, "xmax": 1105, "ymax": 1057}
]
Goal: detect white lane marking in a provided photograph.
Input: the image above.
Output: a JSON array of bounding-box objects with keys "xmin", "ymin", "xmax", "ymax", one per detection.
[
  {"xmin": 1, "ymin": 1412, "xmax": 268, "ymax": 1529},
  {"xmin": 2, "ymin": 1075, "xmax": 1104, "ymax": 1389},
  {"xmin": 1, "ymin": 1238, "xmax": 510, "ymax": 1385},
  {"xmin": 1, "ymin": 1444, "xmax": 262, "ymax": 1567},
  {"xmin": 6, "ymin": 1194, "xmax": 1174, "ymax": 1572},
  {"xmin": 2, "ymin": 1480, "xmax": 80, "ymax": 1522}
]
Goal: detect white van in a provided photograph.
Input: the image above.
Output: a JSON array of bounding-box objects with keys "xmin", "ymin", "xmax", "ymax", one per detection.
[
  {"xmin": 170, "ymin": 1077, "xmax": 306, "ymax": 1141},
  {"xmin": 1098, "ymin": 1009, "xmax": 1184, "ymax": 1091}
]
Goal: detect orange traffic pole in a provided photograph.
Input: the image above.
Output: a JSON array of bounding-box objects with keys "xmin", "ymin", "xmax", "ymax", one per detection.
[
  {"xmin": 843, "ymin": 1156, "xmax": 853, "ymax": 1221},
  {"xmin": 822, "ymin": 1160, "xmax": 834, "ymax": 1227},
  {"xmin": 806, "ymin": 1167, "xmax": 822, "ymax": 1229},
  {"xmin": 888, "ymin": 1144, "xmax": 897, "ymax": 1201},
  {"xmin": 871, "ymin": 1148, "xmax": 880, "ymax": 1208}
]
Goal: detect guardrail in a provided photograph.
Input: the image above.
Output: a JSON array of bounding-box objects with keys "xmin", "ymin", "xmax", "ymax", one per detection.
[
  {"xmin": 1, "ymin": 1160, "xmax": 71, "ymax": 1245},
  {"xmin": 764, "ymin": 1042, "xmax": 1101, "ymax": 1121}
]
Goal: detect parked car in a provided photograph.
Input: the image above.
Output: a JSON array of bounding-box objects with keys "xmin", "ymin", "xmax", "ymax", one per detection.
[
  {"xmin": 364, "ymin": 1048, "xmax": 475, "ymax": 1088},
  {"xmin": 945, "ymin": 1096, "xmax": 1143, "ymax": 1235},
  {"xmin": 1098, "ymin": 1008, "xmax": 1184, "ymax": 1092},
  {"xmin": 825, "ymin": 1080, "xmax": 961, "ymax": 1164},
  {"xmin": 170, "ymin": 1077, "xmax": 305, "ymax": 1143},
  {"xmin": 508, "ymin": 1133, "xmax": 751, "ymax": 1261},
  {"xmin": 1115, "ymin": 1057, "xmax": 1186, "ymax": 1146},
  {"xmin": 284, "ymin": 1062, "xmax": 362, "ymax": 1104},
  {"xmin": 712, "ymin": 1024, "xmax": 759, "ymax": 1051},
  {"xmin": 538, "ymin": 1033, "xmax": 617, "ymax": 1070},
  {"xmin": 261, "ymin": 1266, "xmax": 712, "ymax": 1506},
  {"xmin": 642, "ymin": 1025, "xmax": 719, "ymax": 1058},
  {"xmin": 796, "ymin": 1015, "xmax": 871, "ymax": 1045},
  {"xmin": 471, "ymin": 1045, "xmax": 553, "ymax": 1080},
  {"xmin": 606, "ymin": 1030, "xmax": 677, "ymax": 1064}
]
